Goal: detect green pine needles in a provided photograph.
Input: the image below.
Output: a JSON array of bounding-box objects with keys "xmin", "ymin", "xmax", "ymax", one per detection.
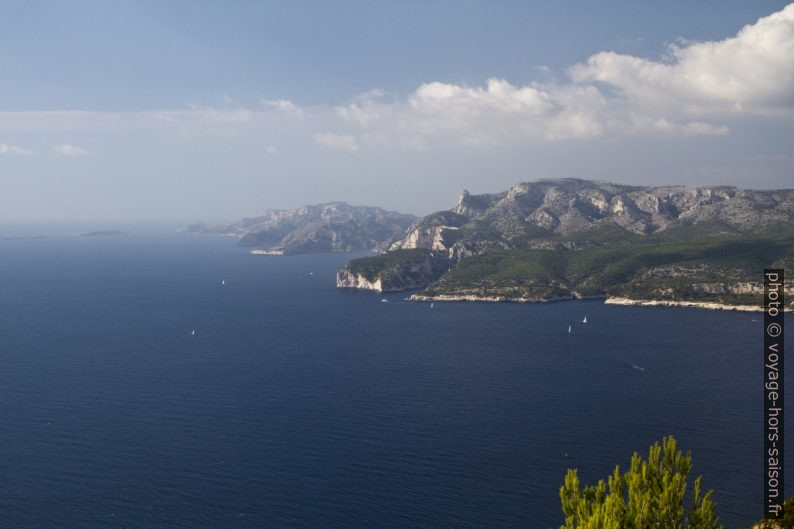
[{"xmin": 560, "ymin": 436, "xmax": 721, "ymax": 529}]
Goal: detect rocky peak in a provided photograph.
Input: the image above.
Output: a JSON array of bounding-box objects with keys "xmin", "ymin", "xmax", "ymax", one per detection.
[{"xmin": 453, "ymin": 189, "xmax": 473, "ymax": 216}]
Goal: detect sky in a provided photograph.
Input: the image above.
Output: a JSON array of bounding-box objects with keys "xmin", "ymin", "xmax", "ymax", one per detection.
[{"xmin": 1, "ymin": 0, "xmax": 793, "ymax": 223}]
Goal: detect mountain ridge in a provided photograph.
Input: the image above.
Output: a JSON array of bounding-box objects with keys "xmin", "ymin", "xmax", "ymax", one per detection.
[
  {"xmin": 337, "ymin": 178, "xmax": 794, "ymax": 307},
  {"xmin": 391, "ymin": 178, "xmax": 794, "ymax": 253},
  {"xmin": 188, "ymin": 201, "xmax": 416, "ymax": 254}
]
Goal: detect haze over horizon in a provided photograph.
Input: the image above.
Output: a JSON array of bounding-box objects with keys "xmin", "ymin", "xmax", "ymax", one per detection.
[{"xmin": 2, "ymin": 0, "xmax": 793, "ymax": 223}]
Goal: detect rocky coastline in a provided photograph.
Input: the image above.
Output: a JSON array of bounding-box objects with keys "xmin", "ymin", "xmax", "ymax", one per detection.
[
  {"xmin": 408, "ymin": 293, "xmax": 603, "ymax": 303},
  {"xmin": 604, "ymin": 296, "xmax": 791, "ymax": 312}
]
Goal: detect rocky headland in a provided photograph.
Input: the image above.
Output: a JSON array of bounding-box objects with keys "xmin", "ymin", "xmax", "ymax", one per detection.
[
  {"xmin": 188, "ymin": 202, "xmax": 416, "ymax": 255},
  {"xmin": 337, "ymin": 178, "xmax": 794, "ymax": 309}
]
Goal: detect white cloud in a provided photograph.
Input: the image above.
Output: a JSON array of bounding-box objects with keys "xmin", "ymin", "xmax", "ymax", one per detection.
[
  {"xmin": 0, "ymin": 108, "xmax": 263, "ymax": 136},
  {"xmin": 331, "ymin": 3, "xmax": 794, "ymax": 148},
  {"xmin": 0, "ymin": 143, "xmax": 34, "ymax": 156},
  {"xmin": 54, "ymin": 144, "xmax": 90, "ymax": 156},
  {"xmin": 337, "ymin": 79, "xmax": 609, "ymax": 147},
  {"xmin": 313, "ymin": 133, "xmax": 359, "ymax": 153},
  {"xmin": 569, "ymin": 4, "xmax": 794, "ymax": 116},
  {"xmin": 0, "ymin": 5, "xmax": 790, "ymax": 153},
  {"xmin": 262, "ymin": 99, "xmax": 302, "ymax": 115}
]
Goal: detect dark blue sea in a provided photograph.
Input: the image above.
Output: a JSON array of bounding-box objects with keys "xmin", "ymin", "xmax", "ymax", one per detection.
[{"xmin": 0, "ymin": 229, "xmax": 789, "ymax": 529}]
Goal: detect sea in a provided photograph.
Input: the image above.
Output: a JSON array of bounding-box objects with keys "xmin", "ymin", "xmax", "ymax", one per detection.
[{"xmin": 0, "ymin": 227, "xmax": 789, "ymax": 529}]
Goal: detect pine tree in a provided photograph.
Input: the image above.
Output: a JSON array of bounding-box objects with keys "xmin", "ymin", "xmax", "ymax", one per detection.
[{"xmin": 559, "ymin": 436, "xmax": 722, "ymax": 529}]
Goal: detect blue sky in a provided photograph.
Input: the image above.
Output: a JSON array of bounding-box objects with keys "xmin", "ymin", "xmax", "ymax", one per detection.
[{"xmin": 1, "ymin": 1, "xmax": 793, "ymax": 222}]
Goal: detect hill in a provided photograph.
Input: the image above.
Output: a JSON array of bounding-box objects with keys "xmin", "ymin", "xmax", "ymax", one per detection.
[
  {"xmin": 187, "ymin": 202, "xmax": 416, "ymax": 254},
  {"xmin": 338, "ymin": 179, "xmax": 794, "ymax": 308}
]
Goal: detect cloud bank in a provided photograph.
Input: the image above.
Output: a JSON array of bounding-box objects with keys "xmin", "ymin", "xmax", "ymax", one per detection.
[
  {"xmin": 570, "ymin": 4, "xmax": 794, "ymax": 117},
  {"xmin": 0, "ymin": 143, "xmax": 34, "ymax": 156},
  {"xmin": 0, "ymin": 4, "xmax": 791, "ymax": 153},
  {"xmin": 313, "ymin": 133, "xmax": 360, "ymax": 153},
  {"xmin": 54, "ymin": 144, "xmax": 90, "ymax": 156},
  {"xmin": 335, "ymin": 4, "xmax": 793, "ymax": 148}
]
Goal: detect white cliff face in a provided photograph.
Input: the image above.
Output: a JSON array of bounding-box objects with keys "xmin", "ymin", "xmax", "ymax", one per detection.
[
  {"xmin": 337, "ymin": 249, "xmax": 453, "ymax": 292},
  {"xmin": 610, "ymin": 196, "xmax": 628, "ymax": 215},
  {"xmin": 527, "ymin": 209, "xmax": 557, "ymax": 230},
  {"xmin": 584, "ymin": 192, "xmax": 610, "ymax": 214},
  {"xmin": 452, "ymin": 190, "xmax": 473, "ymax": 216},
  {"xmin": 390, "ymin": 225, "xmax": 457, "ymax": 251},
  {"xmin": 336, "ymin": 269, "xmax": 383, "ymax": 291}
]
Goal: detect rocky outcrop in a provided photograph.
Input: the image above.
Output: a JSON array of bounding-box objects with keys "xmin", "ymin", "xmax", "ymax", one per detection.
[
  {"xmin": 388, "ymin": 210, "xmax": 468, "ymax": 254},
  {"xmin": 336, "ymin": 269, "xmax": 384, "ymax": 291},
  {"xmin": 189, "ymin": 202, "xmax": 415, "ymax": 255},
  {"xmin": 336, "ymin": 249, "xmax": 452, "ymax": 292}
]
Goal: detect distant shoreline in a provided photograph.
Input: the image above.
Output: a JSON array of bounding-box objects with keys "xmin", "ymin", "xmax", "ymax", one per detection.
[
  {"xmin": 408, "ymin": 293, "xmax": 605, "ymax": 304},
  {"xmin": 79, "ymin": 230, "xmax": 128, "ymax": 237},
  {"xmin": 408, "ymin": 293, "xmax": 787, "ymax": 312},
  {"xmin": 603, "ymin": 296, "xmax": 784, "ymax": 312}
]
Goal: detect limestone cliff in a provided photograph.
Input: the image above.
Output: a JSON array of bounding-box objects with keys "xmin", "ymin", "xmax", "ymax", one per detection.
[
  {"xmin": 335, "ymin": 269, "xmax": 385, "ymax": 291},
  {"xmin": 336, "ymin": 249, "xmax": 452, "ymax": 292}
]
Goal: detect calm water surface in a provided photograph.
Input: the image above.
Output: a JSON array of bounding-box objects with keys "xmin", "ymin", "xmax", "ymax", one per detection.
[{"xmin": 0, "ymin": 231, "xmax": 789, "ymax": 528}]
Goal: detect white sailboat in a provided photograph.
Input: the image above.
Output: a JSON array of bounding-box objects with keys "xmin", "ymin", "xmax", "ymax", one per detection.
[{"xmin": 582, "ymin": 316, "xmax": 587, "ymax": 324}]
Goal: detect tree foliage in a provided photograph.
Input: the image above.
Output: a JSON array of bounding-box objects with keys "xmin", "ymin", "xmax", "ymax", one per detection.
[{"xmin": 559, "ymin": 436, "xmax": 722, "ymax": 529}]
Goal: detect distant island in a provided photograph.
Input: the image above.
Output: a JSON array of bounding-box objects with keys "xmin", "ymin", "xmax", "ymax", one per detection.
[
  {"xmin": 187, "ymin": 202, "xmax": 415, "ymax": 255},
  {"xmin": 79, "ymin": 230, "xmax": 128, "ymax": 237},
  {"xmin": 1, "ymin": 235, "xmax": 46, "ymax": 241},
  {"xmin": 337, "ymin": 178, "xmax": 794, "ymax": 310}
]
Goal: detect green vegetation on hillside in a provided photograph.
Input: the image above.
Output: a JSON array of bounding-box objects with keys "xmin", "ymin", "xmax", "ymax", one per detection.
[
  {"xmin": 343, "ymin": 248, "xmax": 452, "ymax": 290},
  {"xmin": 345, "ymin": 249, "xmax": 435, "ymax": 282},
  {"xmin": 337, "ymin": 179, "xmax": 794, "ymax": 302},
  {"xmin": 422, "ymin": 236, "xmax": 794, "ymax": 304}
]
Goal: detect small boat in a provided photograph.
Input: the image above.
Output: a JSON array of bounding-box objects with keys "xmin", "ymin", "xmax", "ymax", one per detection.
[
  {"xmin": 221, "ymin": 279, "xmax": 225, "ymax": 285},
  {"xmin": 430, "ymin": 303, "xmax": 434, "ymax": 309},
  {"xmin": 191, "ymin": 329, "xmax": 196, "ymax": 335},
  {"xmin": 631, "ymin": 364, "xmax": 646, "ymax": 372},
  {"xmin": 381, "ymin": 299, "xmax": 388, "ymax": 303},
  {"xmin": 568, "ymin": 325, "xmax": 572, "ymax": 334},
  {"xmin": 582, "ymin": 316, "xmax": 587, "ymax": 324}
]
